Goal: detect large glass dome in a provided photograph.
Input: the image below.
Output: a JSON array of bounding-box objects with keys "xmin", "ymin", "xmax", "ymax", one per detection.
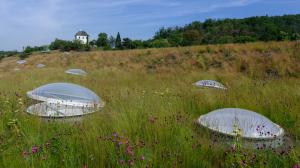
[
  {"xmin": 65, "ymin": 69, "xmax": 87, "ymax": 76},
  {"xmin": 27, "ymin": 83, "xmax": 104, "ymax": 117},
  {"xmin": 27, "ymin": 83, "xmax": 102, "ymax": 107},
  {"xmin": 194, "ymin": 80, "xmax": 226, "ymax": 89},
  {"xmin": 198, "ymin": 108, "xmax": 284, "ymax": 140}
]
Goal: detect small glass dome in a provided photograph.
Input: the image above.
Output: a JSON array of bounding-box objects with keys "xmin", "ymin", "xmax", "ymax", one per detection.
[
  {"xmin": 36, "ymin": 64, "xmax": 45, "ymax": 68},
  {"xmin": 194, "ymin": 80, "xmax": 226, "ymax": 89},
  {"xmin": 17, "ymin": 60, "xmax": 26, "ymax": 65},
  {"xmin": 198, "ymin": 108, "xmax": 284, "ymax": 140},
  {"xmin": 65, "ymin": 69, "xmax": 87, "ymax": 76},
  {"xmin": 27, "ymin": 83, "xmax": 104, "ymax": 117}
]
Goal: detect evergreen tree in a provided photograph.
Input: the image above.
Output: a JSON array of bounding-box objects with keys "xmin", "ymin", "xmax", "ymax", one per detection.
[{"xmin": 115, "ymin": 32, "xmax": 122, "ymax": 49}]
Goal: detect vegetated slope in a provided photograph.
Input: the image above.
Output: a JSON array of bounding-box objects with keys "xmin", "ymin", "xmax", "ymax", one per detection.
[
  {"xmin": 1, "ymin": 41, "xmax": 300, "ymax": 78},
  {"xmin": 0, "ymin": 41, "xmax": 299, "ymax": 168}
]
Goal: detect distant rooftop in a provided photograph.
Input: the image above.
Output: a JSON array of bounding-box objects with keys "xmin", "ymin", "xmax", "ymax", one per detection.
[{"xmin": 75, "ymin": 31, "xmax": 89, "ymax": 36}]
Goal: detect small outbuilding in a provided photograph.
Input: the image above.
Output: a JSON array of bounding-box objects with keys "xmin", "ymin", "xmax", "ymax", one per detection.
[{"xmin": 75, "ymin": 31, "xmax": 89, "ymax": 44}]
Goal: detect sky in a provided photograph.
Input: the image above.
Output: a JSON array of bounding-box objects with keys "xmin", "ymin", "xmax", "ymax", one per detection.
[{"xmin": 0, "ymin": 0, "xmax": 300, "ymax": 51}]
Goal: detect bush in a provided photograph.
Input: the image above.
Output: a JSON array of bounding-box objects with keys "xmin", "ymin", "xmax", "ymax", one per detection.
[
  {"xmin": 234, "ymin": 36, "xmax": 257, "ymax": 43},
  {"xmin": 49, "ymin": 39, "xmax": 90, "ymax": 52},
  {"xmin": 150, "ymin": 39, "xmax": 170, "ymax": 48},
  {"xmin": 0, "ymin": 51, "xmax": 18, "ymax": 59},
  {"xmin": 18, "ymin": 52, "xmax": 30, "ymax": 60},
  {"xmin": 24, "ymin": 46, "xmax": 47, "ymax": 54}
]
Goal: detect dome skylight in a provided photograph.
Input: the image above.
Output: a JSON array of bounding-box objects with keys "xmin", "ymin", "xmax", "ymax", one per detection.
[
  {"xmin": 65, "ymin": 69, "xmax": 87, "ymax": 76},
  {"xmin": 36, "ymin": 64, "xmax": 45, "ymax": 68},
  {"xmin": 198, "ymin": 108, "xmax": 284, "ymax": 140},
  {"xmin": 194, "ymin": 80, "xmax": 226, "ymax": 89},
  {"xmin": 27, "ymin": 83, "xmax": 104, "ymax": 117},
  {"xmin": 17, "ymin": 60, "xmax": 27, "ymax": 65}
]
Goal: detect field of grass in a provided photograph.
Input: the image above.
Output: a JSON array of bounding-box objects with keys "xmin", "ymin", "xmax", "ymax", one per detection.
[{"xmin": 0, "ymin": 41, "xmax": 300, "ymax": 167}]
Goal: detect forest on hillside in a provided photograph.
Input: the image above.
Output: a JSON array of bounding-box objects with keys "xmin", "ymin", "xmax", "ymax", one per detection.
[{"xmin": 153, "ymin": 14, "xmax": 300, "ymax": 46}]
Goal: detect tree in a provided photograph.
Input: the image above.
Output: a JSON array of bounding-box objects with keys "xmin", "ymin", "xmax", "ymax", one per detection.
[
  {"xmin": 49, "ymin": 39, "xmax": 66, "ymax": 50},
  {"xmin": 24, "ymin": 46, "xmax": 34, "ymax": 54},
  {"xmin": 167, "ymin": 32, "xmax": 183, "ymax": 47},
  {"xmin": 291, "ymin": 33, "xmax": 300, "ymax": 41},
  {"xmin": 89, "ymin": 40, "xmax": 97, "ymax": 47},
  {"xmin": 150, "ymin": 39, "xmax": 170, "ymax": 48},
  {"xmin": 278, "ymin": 31, "xmax": 290, "ymax": 41},
  {"xmin": 49, "ymin": 39, "xmax": 90, "ymax": 51},
  {"xmin": 115, "ymin": 32, "xmax": 122, "ymax": 49},
  {"xmin": 96, "ymin": 33, "xmax": 109, "ymax": 47},
  {"xmin": 122, "ymin": 38, "xmax": 133, "ymax": 49},
  {"xmin": 132, "ymin": 40, "xmax": 144, "ymax": 49},
  {"xmin": 109, "ymin": 36, "xmax": 116, "ymax": 48},
  {"xmin": 182, "ymin": 29, "xmax": 202, "ymax": 46}
]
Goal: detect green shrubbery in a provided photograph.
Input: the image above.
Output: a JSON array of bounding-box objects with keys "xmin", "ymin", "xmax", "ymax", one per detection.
[
  {"xmin": 24, "ymin": 46, "xmax": 48, "ymax": 54},
  {"xmin": 18, "ymin": 52, "xmax": 30, "ymax": 60},
  {"xmin": 0, "ymin": 51, "xmax": 18, "ymax": 60},
  {"xmin": 49, "ymin": 39, "xmax": 90, "ymax": 52}
]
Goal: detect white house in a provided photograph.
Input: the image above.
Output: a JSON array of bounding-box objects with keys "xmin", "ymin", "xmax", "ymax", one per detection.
[{"xmin": 75, "ymin": 31, "xmax": 89, "ymax": 44}]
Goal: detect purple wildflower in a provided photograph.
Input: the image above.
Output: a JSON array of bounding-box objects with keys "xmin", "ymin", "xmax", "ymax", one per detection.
[
  {"xmin": 31, "ymin": 146, "xmax": 38, "ymax": 154},
  {"xmin": 118, "ymin": 160, "xmax": 125, "ymax": 165},
  {"xmin": 128, "ymin": 159, "xmax": 134, "ymax": 166}
]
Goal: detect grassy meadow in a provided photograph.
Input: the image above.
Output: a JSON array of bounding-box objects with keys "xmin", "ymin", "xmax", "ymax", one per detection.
[{"xmin": 0, "ymin": 41, "xmax": 300, "ymax": 167}]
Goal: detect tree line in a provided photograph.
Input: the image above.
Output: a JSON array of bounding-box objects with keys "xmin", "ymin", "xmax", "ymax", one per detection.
[
  {"xmin": 2, "ymin": 14, "xmax": 300, "ymax": 58},
  {"xmin": 88, "ymin": 14, "xmax": 300, "ymax": 50}
]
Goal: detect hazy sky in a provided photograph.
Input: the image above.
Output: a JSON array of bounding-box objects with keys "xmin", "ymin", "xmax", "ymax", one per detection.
[{"xmin": 0, "ymin": 0, "xmax": 299, "ymax": 50}]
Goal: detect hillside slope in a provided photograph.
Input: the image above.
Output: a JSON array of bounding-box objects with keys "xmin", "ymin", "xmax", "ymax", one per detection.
[
  {"xmin": 0, "ymin": 41, "xmax": 299, "ymax": 167},
  {"xmin": 1, "ymin": 41, "xmax": 300, "ymax": 78}
]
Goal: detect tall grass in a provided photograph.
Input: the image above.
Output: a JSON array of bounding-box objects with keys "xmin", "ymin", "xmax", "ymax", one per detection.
[{"xmin": 0, "ymin": 41, "xmax": 299, "ymax": 167}]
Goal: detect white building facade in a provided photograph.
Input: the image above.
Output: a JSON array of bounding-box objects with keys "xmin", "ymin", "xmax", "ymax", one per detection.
[{"xmin": 75, "ymin": 31, "xmax": 89, "ymax": 44}]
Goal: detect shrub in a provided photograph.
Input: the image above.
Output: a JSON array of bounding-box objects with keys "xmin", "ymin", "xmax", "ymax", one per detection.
[
  {"xmin": 150, "ymin": 39, "xmax": 170, "ymax": 48},
  {"xmin": 18, "ymin": 52, "xmax": 30, "ymax": 60},
  {"xmin": 234, "ymin": 36, "xmax": 257, "ymax": 43},
  {"xmin": 49, "ymin": 39, "xmax": 90, "ymax": 52}
]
